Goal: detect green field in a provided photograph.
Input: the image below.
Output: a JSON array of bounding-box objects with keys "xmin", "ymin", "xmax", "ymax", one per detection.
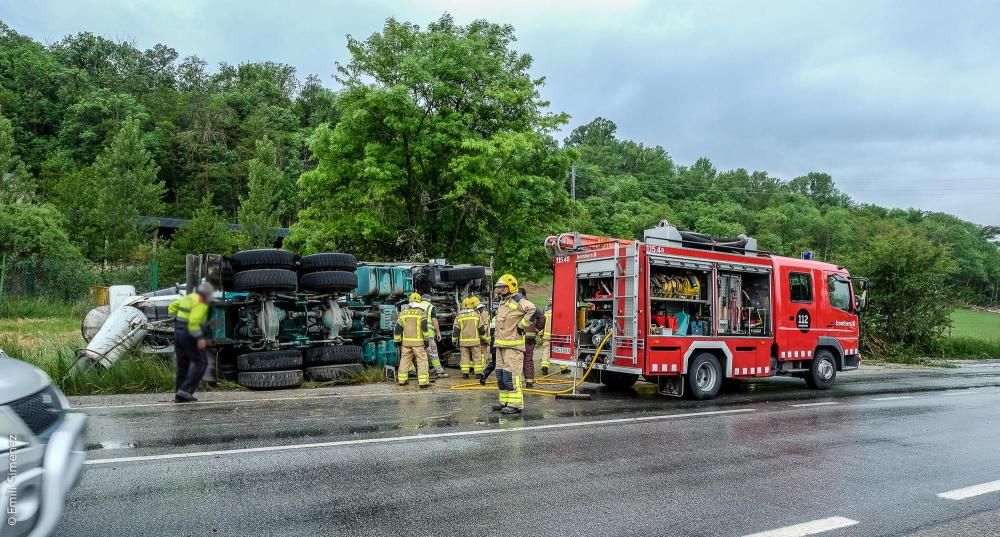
[{"xmin": 950, "ymin": 309, "xmax": 1000, "ymax": 341}]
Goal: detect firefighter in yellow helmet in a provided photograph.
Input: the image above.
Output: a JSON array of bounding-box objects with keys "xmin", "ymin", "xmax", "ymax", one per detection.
[
  {"xmin": 491, "ymin": 273, "xmax": 536, "ymax": 414},
  {"xmin": 394, "ymin": 295, "xmax": 431, "ymax": 388},
  {"xmin": 453, "ymin": 297, "xmax": 487, "ymax": 378},
  {"xmin": 470, "ymin": 295, "xmax": 491, "ymax": 375},
  {"xmin": 407, "ymin": 292, "xmax": 448, "ymax": 378}
]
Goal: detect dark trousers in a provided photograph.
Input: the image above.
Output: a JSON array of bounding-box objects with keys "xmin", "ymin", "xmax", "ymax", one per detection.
[
  {"xmin": 482, "ymin": 344, "xmax": 498, "ymax": 380},
  {"xmin": 523, "ymin": 337, "xmax": 536, "ymax": 380},
  {"xmin": 174, "ymin": 330, "xmax": 207, "ymax": 395}
]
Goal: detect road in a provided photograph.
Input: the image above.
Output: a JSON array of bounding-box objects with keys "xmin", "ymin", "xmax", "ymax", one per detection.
[{"xmin": 59, "ymin": 363, "xmax": 1000, "ymax": 536}]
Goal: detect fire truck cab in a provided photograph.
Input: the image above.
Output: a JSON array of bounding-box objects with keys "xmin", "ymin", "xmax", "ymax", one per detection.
[{"xmin": 544, "ymin": 221, "xmax": 869, "ymax": 400}]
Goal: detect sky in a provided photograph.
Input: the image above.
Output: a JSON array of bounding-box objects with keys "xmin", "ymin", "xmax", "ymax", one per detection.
[{"xmin": 4, "ymin": 0, "xmax": 1000, "ymax": 226}]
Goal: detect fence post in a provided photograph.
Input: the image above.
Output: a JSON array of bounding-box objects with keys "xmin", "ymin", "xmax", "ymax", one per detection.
[
  {"xmin": 150, "ymin": 260, "xmax": 160, "ymax": 291},
  {"xmin": 0, "ymin": 254, "xmax": 7, "ymax": 301}
]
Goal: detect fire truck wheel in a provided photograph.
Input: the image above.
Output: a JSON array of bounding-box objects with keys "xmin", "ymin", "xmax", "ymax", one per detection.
[
  {"xmin": 232, "ymin": 268, "xmax": 298, "ymax": 292},
  {"xmin": 686, "ymin": 353, "xmax": 722, "ymax": 400},
  {"xmin": 806, "ymin": 349, "xmax": 837, "ymax": 390},
  {"xmin": 600, "ymin": 371, "xmax": 639, "ymax": 390},
  {"xmin": 237, "ymin": 349, "xmax": 303, "ymax": 372},
  {"xmin": 230, "ymin": 249, "xmax": 298, "ymax": 271}
]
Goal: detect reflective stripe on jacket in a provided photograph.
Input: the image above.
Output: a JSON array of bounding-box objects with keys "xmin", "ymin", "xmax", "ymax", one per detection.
[
  {"xmin": 169, "ymin": 293, "xmax": 210, "ymax": 338},
  {"xmin": 493, "ymin": 293, "xmax": 536, "ymax": 350},
  {"xmin": 394, "ymin": 308, "xmax": 428, "ymax": 347},
  {"xmin": 541, "ymin": 308, "xmax": 552, "ymax": 340},
  {"xmin": 410, "ymin": 300, "xmax": 436, "ymax": 337},
  {"xmin": 452, "ymin": 309, "xmax": 486, "ymax": 347}
]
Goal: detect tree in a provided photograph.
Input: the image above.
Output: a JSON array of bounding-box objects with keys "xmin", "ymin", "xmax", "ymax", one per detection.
[
  {"xmin": 848, "ymin": 226, "xmax": 957, "ymax": 352},
  {"xmin": 291, "ymin": 14, "xmax": 573, "ymax": 275},
  {"xmin": 238, "ymin": 137, "xmax": 284, "ymax": 249},
  {"xmin": 159, "ymin": 196, "xmax": 236, "ymax": 283},
  {"xmin": 56, "ymin": 117, "xmax": 164, "ymax": 260},
  {"xmin": 0, "ymin": 202, "xmax": 83, "ymax": 259},
  {"xmin": 0, "ymin": 113, "xmax": 36, "ymax": 203}
]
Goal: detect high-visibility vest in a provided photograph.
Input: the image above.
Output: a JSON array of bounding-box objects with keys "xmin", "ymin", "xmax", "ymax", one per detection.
[
  {"xmin": 410, "ymin": 300, "xmax": 435, "ymax": 337},
  {"xmin": 168, "ymin": 293, "xmax": 209, "ymax": 338}
]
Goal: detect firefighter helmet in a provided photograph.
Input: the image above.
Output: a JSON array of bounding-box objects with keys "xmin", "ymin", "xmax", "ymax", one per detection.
[
  {"xmin": 469, "ymin": 296, "xmax": 482, "ymax": 308},
  {"xmin": 461, "ymin": 297, "xmax": 475, "ymax": 309},
  {"xmin": 494, "ymin": 274, "xmax": 518, "ymax": 294},
  {"xmin": 408, "ymin": 292, "xmax": 421, "ymax": 303}
]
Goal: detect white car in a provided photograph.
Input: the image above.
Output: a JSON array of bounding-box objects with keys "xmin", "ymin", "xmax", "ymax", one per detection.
[{"xmin": 0, "ymin": 351, "xmax": 87, "ymax": 537}]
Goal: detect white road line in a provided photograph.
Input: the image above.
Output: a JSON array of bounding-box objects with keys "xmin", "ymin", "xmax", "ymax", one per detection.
[
  {"xmin": 743, "ymin": 517, "xmax": 859, "ymax": 537},
  {"xmin": 937, "ymin": 480, "xmax": 1000, "ymax": 500},
  {"xmin": 84, "ymin": 407, "xmax": 755, "ymax": 465},
  {"xmin": 872, "ymin": 396, "xmax": 914, "ymax": 401},
  {"xmin": 939, "ymin": 390, "xmax": 976, "ymax": 396},
  {"xmin": 790, "ymin": 402, "xmax": 838, "ymax": 407}
]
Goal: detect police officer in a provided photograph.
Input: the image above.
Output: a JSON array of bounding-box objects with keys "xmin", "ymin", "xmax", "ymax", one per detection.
[
  {"xmin": 453, "ymin": 297, "xmax": 487, "ymax": 379},
  {"xmin": 394, "ymin": 297, "xmax": 431, "ymax": 388},
  {"xmin": 408, "ymin": 292, "xmax": 449, "ymax": 378},
  {"xmin": 491, "ymin": 274, "xmax": 536, "ymax": 414},
  {"xmin": 168, "ymin": 280, "xmax": 214, "ymax": 403}
]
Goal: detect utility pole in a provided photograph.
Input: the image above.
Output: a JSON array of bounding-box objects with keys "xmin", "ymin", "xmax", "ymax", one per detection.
[{"xmin": 570, "ymin": 165, "xmax": 576, "ymax": 201}]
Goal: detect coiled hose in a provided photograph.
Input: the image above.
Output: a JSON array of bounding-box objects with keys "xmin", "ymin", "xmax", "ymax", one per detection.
[{"xmin": 449, "ymin": 331, "xmax": 612, "ymax": 396}]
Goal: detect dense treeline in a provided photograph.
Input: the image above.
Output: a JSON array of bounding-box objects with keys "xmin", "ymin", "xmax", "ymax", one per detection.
[{"xmin": 1, "ymin": 16, "xmax": 998, "ymax": 353}]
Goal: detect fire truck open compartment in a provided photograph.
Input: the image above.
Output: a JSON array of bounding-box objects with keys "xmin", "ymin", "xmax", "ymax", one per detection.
[
  {"xmin": 716, "ymin": 266, "xmax": 772, "ymax": 337},
  {"xmin": 647, "ymin": 264, "xmax": 712, "ymax": 337},
  {"xmin": 575, "ymin": 272, "xmax": 615, "ymax": 351}
]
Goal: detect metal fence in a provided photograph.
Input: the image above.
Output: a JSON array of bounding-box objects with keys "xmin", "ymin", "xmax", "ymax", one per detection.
[{"xmin": 0, "ymin": 255, "xmax": 160, "ymax": 303}]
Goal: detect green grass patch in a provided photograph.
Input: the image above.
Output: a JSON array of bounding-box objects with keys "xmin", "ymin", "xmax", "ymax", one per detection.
[
  {"xmin": 0, "ymin": 333, "xmax": 176, "ymax": 396},
  {"xmin": 949, "ymin": 308, "xmax": 1000, "ymax": 341},
  {"xmin": 0, "ymin": 297, "xmax": 92, "ymax": 320}
]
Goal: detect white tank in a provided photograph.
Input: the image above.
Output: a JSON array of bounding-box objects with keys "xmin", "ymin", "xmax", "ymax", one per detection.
[
  {"xmin": 108, "ymin": 285, "xmax": 138, "ymax": 311},
  {"xmin": 76, "ymin": 305, "xmax": 148, "ymax": 370}
]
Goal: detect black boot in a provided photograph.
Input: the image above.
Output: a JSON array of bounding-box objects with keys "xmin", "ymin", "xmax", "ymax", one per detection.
[
  {"xmin": 491, "ymin": 402, "xmax": 506, "ymax": 411},
  {"xmin": 500, "ymin": 406, "xmax": 522, "ymax": 415},
  {"xmin": 541, "ymin": 365, "xmax": 549, "ymax": 375},
  {"xmin": 463, "ymin": 373, "xmax": 470, "ymax": 379}
]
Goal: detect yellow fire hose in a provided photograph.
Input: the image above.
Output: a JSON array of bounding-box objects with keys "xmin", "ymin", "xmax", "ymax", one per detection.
[{"xmin": 449, "ymin": 332, "xmax": 612, "ymax": 396}]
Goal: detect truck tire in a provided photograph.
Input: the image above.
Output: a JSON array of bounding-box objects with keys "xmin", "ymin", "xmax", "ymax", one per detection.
[
  {"xmin": 805, "ymin": 349, "xmax": 837, "ymax": 390},
  {"xmin": 231, "ymin": 249, "xmax": 298, "ymax": 271},
  {"xmin": 237, "ymin": 349, "xmax": 303, "ymax": 372},
  {"xmin": 232, "ymin": 269, "xmax": 297, "ymax": 292},
  {"xmin": 600, "ymin": 371, "xmax": 640, "ymax": 390},
  {"xmin": 686, "ymin": 352, "xmax": 722, "ymax": 400},
  {"xmin": 299, "ymin": 271, "xmax": 358, "ymax": 293},
  {"xmin": 304, "ymin": 344, "xmax": 362, "ymax": 366},
  {"xmin": 298, "ymin": 253, "xmax": 358, "ymax": 273},
  {"xmin": 440, "ymin": 266, "xmax": 487, "ymax": 282},
  {"xmin": 238, "ymin": 370, "xmax": 304, "ymax": 390},
  {"xmin": 305, "ymin": 363, "xmax": 364, "ymax": 382}
]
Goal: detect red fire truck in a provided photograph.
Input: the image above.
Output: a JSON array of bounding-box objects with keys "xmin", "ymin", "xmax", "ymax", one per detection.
[{"xmin": 544, "ymin": 221, "xmax": 870, "ymax": 400}]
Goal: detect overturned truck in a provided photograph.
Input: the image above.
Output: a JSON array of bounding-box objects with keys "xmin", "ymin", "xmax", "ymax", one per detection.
[{"xmin": 78, "ymin": 249, "xmax": 489, "ymax": 389}]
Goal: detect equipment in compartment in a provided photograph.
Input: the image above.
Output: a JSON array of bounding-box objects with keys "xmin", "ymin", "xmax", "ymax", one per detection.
[
  {"xmin": 648, "ymin": 267, "xmax": 711, "ymax": 336},
  {"xmin": 577, "ymin": 276, "xmax": 615, "ymax": 348},
  {"xmin": 717, "ymin": 271, "xmax": 771, "ymax": 336}
]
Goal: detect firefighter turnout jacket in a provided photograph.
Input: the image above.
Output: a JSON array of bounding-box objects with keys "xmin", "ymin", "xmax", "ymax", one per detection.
[
  {"xmin": 493, "ymin": 293, "xmax": 537, "ymax": 351},
  {"xmin": 453, "ymin": 308, "xmax": 487, "ymax": 347},
  {"xmin": 394, "ymin": 307, "xmax": 429, "ymax": 347},
  {"xmin": 169, "ymin": 293, "xmax": 210, "ymax": 338},
  {"xmin": 410, "ymin": 299, "xmax": 436, "ymax": 338}
]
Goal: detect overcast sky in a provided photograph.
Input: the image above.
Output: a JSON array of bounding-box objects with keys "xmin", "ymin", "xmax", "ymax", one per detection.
[{"xmin": 6, "ymin": 0, "xmax": 999, "ymax": 226}]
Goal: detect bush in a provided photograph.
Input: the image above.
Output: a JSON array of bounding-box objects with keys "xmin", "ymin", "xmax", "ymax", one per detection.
[{"xmin": 933, "ymin": 337, "xmax": 1000, "ymax": 359}]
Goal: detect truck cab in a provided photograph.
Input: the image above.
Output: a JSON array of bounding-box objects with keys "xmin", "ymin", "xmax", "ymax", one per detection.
[{"xmin": 544, "ymin": 221, "xmax": 867, "ymax": 400}]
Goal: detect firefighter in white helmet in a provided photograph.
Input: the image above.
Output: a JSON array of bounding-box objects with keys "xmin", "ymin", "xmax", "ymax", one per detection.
[{"xmin": 491, "ymin": 273, "xmax": 536, "ymax": 414}]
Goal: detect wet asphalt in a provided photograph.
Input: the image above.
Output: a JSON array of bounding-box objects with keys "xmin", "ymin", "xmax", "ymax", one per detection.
[{"xmin": 58, "ymin": 363, "xmax": 1000, "ymax": 536}]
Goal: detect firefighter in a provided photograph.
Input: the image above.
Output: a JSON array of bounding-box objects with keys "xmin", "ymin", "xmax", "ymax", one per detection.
[
  {"xmin": 452, "ymin": 297, "xmax": 487, "ymax": 379},
  {"xmin": 539, "ymin": 302, "xmax": 568, "ymax": 374},
  {"xmin": 471, "ymin": 295, "xmax": 491, "ymax": 375},
  {"xmin": 408, "ymin": 292, "xmax": 448, "ymax": 378},
  {"xmin": 521, "ymin": 288, "xmax": 545, "ymax": 387},
  {"xmin": 393, "ymin": 298, "xmax": 431, "ymax": 388},
  {"xmin": 167, "ymin": 280, "xmax": 215, "ymax": 403},
  {"xmin": 491, "ymin": 273, "xmax": 537, "ymax": 414}
]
